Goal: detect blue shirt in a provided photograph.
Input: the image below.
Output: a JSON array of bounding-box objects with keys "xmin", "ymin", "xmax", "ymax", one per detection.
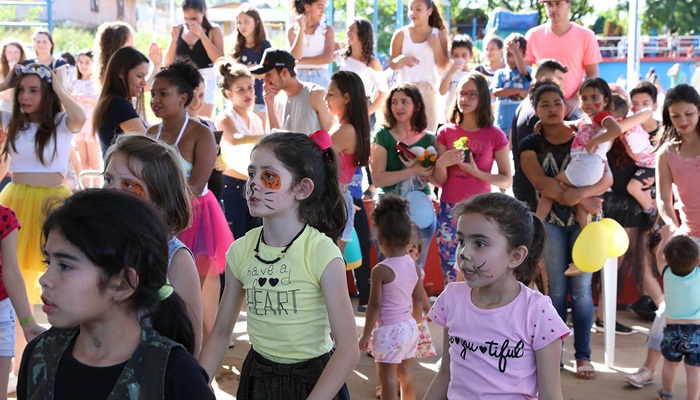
[
  {"xmin": 238, "ymin": 40, "xmax": 272, "ymax": 105},
  {"xmin": 663, "ymin": 265, "xmax": 700, "ymax": 320},
  {"xmin": 490, "ymin": 66, "xmax": 532, "ymax": 132}
]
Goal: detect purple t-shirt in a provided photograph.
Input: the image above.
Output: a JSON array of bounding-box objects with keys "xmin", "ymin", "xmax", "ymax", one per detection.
[
  {"xmin": 436, "ymin": 124, "xmax": 508, "ymax": 204},
  {"xmin": 429, "ymin": 282, "xmax": 569, "ymax": 399}
]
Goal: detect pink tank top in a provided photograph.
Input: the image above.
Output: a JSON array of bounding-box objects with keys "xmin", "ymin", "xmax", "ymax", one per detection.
[
  {"xmin": 667, "ymin": 146, "xmax": 700, "ymax": 237},
  {"xmin": 378, "ymin": 254, "xmax": 418, "ymax": 326},
  {"xmin": 338, "ymin": 152, "xmax": 356, "ymax": 185}
]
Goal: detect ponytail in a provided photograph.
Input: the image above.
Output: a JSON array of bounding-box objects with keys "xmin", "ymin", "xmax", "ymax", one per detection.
[
  {"xmin": 148, "ymin": 292, "xmax": 195, "ymax": 354},
  {"xmin": 518, "ymin": 214, "xmax": 546, "ymax": 287},
  {"xmin": 426, "ymin": 0, "xmax": 446, "ymax": 31}
]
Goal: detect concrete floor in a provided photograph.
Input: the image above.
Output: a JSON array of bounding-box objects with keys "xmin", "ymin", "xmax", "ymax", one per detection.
[{"xmin": 210, "ymin": 301, "xmax": 689, "ymax": 400}]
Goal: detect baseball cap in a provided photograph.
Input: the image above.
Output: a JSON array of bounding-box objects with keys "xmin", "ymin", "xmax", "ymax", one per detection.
[{"xmin": 249, "ymin": 49, "xmax": 295, "ymax": 74}]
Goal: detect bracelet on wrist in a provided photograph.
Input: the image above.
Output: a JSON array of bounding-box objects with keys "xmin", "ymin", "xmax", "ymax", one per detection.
[{"xmin": 19, "ymin": 315, "xmax": 35, "ymax": 326}]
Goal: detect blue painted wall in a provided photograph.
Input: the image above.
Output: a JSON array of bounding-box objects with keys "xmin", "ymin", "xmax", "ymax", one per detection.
[{"xmin": 600, "ymin": 59, "xmax": 697, "ymax": 89}]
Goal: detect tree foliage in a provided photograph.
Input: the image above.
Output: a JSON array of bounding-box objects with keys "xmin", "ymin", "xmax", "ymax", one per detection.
[
  {"xmin": 459, "ymin": 0, "xmax": 594, "ymax": 23},
  {"xmin": 642, "ymin": 0, "xmax": 699, "ymax": 34}
]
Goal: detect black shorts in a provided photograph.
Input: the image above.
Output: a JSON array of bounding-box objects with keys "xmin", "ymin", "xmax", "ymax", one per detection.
[{"xmin": 631, "ymin": 167, "xmax": 655, "ymax": 185}]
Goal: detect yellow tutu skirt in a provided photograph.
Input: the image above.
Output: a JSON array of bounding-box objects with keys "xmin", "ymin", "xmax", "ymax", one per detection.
[{"xmin": 0, "ymin": 183, "xmax": 71, "ymax": 304}]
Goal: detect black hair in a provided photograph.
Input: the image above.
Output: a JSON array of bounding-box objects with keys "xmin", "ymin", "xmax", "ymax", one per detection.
[
  {"xmin": 663, "ymin": 235, "xmax": 699, "ymax": 276},
  {"xmin": 42, "ymin": 189, "xmax": 195, "ymax": 353},
  {"xmin": 292, "ymin": 0, "xmax": 323, "ymax": 15},
  {"xmin": 254, "ymin": 132, "xmax": 347, "ymax": 240},
  {"xmin": 450, "ymin": 34, "xmax": 474, "ymax": 54},
  {"xmin": 344, "ymin": 17, "xmax": 375, "ymax": 66},
  {"xmin": 330, "ymin": 71, "xmax": 370, "ymax": 167},
  {"xmin": 383, "ymin": 83, "xmax": 428, "ymax": 132},
  {"xmin": 504, "ymin": 33, "xmax": 527, "ymax": 54},
  {"xmin": 371, "ymin": 194, "xmax": 412, "ymax": 249},
  {"xmin": 629, "ymin": 81, "xmax": 659, "ymax": 105},
  {"xmin": 454, "ymin": 192, "xmax": 546, "ymax": 286},
  {"xmin": 530, "ymin": 79, "xmax": 565, "ymax": 109},
  {"xmin": 610, "ymin": 94, "xmax": 630, "ymax": 118},
  {"xmin": 181, "ymin": 0, "xmax": 213, "ymax": 31},
  {"xmin": 154, "ymin": 57, "xmax": 202, "ymax": 107},
  {"xmin": 486, "ymin": 35, "xmax": 504, "ymax": 50},
  {"xmin": 75, "ymin": 49, "xmax": 94, "ymax": 80},
  {"xmin": 535, "ymin": 58, "xmax": 568, "ymax": 78},
  {"xmin": 60, "ymin": 52, "xmax": 75, "ymax": 67},
  {"xmin": 655, "ymin": 84, "xmax": 700, "ymax": 150},
  {"xmin": 579, "ymin": 77, "xmax": 613, "ymax": 111}
]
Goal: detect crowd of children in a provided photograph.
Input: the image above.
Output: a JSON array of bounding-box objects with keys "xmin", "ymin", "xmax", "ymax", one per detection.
[{"xmin": 0, "ymin": 0, "xmax": 699, "ymax": 398}]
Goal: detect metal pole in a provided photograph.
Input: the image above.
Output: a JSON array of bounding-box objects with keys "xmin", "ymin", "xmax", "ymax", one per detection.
[
  {"xmin": 444, "ymin": 4, "xmax": 450, "ymax": 32},
  {"xmin": 626, "ymin": 0, "xmax": 640, "ymax": 91},
  {"xmin": 373, "ymin": 0, "xmax": 379, "ymax": 56},
  {"xmin": 397, "ymin": 0, "xmax": 404, "ymax": 29},
  {"xmin": 47, "ymin": 0, "xmax": 52, "ymax": 33}
]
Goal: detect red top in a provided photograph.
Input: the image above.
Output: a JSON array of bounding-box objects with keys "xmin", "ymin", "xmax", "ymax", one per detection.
[{"xmin": 0, "ymin": 206, "xmax": 21, "ymax": 301}]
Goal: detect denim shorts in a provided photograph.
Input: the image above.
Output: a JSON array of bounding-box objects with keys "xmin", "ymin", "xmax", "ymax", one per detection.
[
  {"xmin": 661, "ymin": 324, "xmax": 700, "ymax": 366},
  {"xmin": 0, "ymin": 298, "xmax": 15, "ymax": 357}
]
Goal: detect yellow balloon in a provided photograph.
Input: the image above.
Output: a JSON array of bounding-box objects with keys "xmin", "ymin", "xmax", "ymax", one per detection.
[
  {"xmin": 600, "ymin": 218, "xmax": 630, "ymax": 258},
  {"xmin": 572, "ymin": 222, "xmax": 608, "ymax": 273}
]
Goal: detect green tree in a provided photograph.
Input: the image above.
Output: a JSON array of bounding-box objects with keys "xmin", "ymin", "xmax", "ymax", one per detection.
[
  {"xmin": 25, "ymin": 6, "xmax": 43, "ymax": 22},
  {"xmin": 642, "ymin": 0, "xmax": 699, "ymax": 34},
  {"xmin": 458, "ymin": 0, "xmax": 594, "ymax": 23}
]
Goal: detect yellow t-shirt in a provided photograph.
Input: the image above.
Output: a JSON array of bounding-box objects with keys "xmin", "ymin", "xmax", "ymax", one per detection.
[{"xmin": 227, "ymin": 225, "xmax": 342, "ymax": 363}]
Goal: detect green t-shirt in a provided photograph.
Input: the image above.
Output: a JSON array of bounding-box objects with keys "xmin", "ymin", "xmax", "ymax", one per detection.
[
  {"xmin": 373, "ymin": 126, "xmax": 437, "ymax": 195},
  {"xmin": 227, "ymin": 225, "xmax": 342, "ymax": 363}
]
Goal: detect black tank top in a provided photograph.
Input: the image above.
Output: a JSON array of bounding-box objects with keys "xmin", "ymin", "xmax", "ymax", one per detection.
[{"xmin": 176, "ymin": 25, "xmax": 213, "ymax": 68}]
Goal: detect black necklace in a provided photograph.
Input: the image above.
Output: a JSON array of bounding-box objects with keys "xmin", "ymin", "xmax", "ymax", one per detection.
[{"xmin": 253, "ymin": 225, "xmax": 306, "ymax": 265}]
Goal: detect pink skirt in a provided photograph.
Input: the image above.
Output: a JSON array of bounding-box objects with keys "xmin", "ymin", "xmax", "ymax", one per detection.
[{"xmin": 178, "ymin": 190, "xmax": 234, "ymax": 276}]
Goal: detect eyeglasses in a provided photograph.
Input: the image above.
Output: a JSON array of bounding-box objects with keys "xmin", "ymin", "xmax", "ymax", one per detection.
[{"xmin": 459, "ymin": 90, "xmax": 479, "ymax": 100}]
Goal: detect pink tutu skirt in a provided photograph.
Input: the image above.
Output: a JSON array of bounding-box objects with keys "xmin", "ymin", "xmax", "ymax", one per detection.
[{"xmin": 178, "ymin": 190, "xmax": 234, "ymax": 276}]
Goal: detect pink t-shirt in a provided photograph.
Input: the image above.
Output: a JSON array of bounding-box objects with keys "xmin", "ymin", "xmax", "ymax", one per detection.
[
  {"xmin": 436, "ymin": 124, "xmax": 509, "ymax": 204},
  {"xmin": 525, "ymin": 23, "xmax": 603, "ymax": 99},
  {"xmin": 429, "ymin": 282, "xmax": 569, "ymax": 400},
  {"xmin": 379, "ymin": 254, "xmax": 418, "ymax": 326},
  {"xmin": 571, "ymin": 111, "xmax": 614, "ymax": 159},
  {"xmin": 666, "ymin": 144, "xmax": 700, "ymax": 237}
]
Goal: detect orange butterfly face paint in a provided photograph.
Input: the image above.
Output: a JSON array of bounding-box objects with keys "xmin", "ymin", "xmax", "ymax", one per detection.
[
  {"xmin": 261, "ymin": 169, "xmax": 281, "ymax": 190},
  {"xmin": 120, "ymin": 179, "xmax": 147, "ymax": 199}
]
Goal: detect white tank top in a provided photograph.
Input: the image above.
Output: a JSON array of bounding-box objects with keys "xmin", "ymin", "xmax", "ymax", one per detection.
[
  {"xmin": 297, "ymin": 22, "xmax": 328, "ymax": 70},
  {"xmin": 339, "ymin": 57, "xmax": 389, "ymax": 96},
  {"xmin": 398, "ymin": 27, "xmax": 440, "ymax": 87}
]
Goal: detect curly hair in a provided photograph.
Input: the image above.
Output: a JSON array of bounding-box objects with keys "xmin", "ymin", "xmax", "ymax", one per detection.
[
  {"xmin": 153, "ymin": 58, "xmax": 202, "ymax": 107},
  {"xmin": 93, "ymin": 22, "xmax": 134, "ymax": 85},
  {"xmin": 344, "ymin": 17, "xmax": 374, "ymax": 66},
  {"xmin": 383, "ymin": 83, "xmax": 428, "ymax": 132},
  {"xmin": 371, "ymin": 194, "xmax": 412, "ymax": 249}
]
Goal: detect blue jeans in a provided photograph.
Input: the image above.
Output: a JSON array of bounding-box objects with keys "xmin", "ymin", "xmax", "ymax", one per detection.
[
  {"xmin": 545, "ymin": 223, "xmax": 593, "ymax": 361},
  {"xmin": 297, "ymin": 69, "xmax": 330, "ymax": 89}
]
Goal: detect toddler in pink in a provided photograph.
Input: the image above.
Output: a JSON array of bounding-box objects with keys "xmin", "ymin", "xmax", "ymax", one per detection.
[{"xmin": 359, "ymin": 194, "xmax": 424, "ymax": 400}]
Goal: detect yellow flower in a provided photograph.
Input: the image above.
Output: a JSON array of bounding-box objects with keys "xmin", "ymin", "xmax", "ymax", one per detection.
[
  {"xmin": 419, "ymin": 156, "xmax": 425, "ymax": 161},
  {"xmin": 430, "ymin": 155, "xmax": 436, "ymax": 162},
  {"xmin": 424, "ymin": 149, "xmax": 430, "ymax": 155}
]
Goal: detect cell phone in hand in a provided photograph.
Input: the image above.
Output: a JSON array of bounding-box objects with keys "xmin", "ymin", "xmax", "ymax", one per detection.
[{"xmin": 396, "ymin": 141, "xmax": 416, "ymax": 161}]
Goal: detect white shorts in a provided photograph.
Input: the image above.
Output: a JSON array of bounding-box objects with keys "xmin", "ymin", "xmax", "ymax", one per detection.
[
  {"xmin": 199, "ymin": 67, "xmax": 217, "ymax": 104},
  {"xmin": 564, "ymin": 154, "xmax": 605, "ymax": 187},
  {"xmin": 0, "ymin": 298, "xmax": 15, "ymax": 357},
  {"xmin": 370, "ymin": 318, "xmax": 419, "ymax": 364}
]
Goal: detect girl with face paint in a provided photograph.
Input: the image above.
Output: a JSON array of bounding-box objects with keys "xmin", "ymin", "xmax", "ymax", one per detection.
[
  {"xmin": 147, "ymin": 58, "xmax": 233, "ymax": 347},
  {"xmin": 102, "ymin": 134, "xmax": 203, "ymax": 357},
  {"xmin": 199, "ymin": 130, "xmax": 359, "ymax": 400},
  {"xmin": 425, "ymin": 192, "xmax": 569, "ymax": 400},
  {"xmin": 534, "ymin": 77, "xmax": 622, "ymax": 276}
]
